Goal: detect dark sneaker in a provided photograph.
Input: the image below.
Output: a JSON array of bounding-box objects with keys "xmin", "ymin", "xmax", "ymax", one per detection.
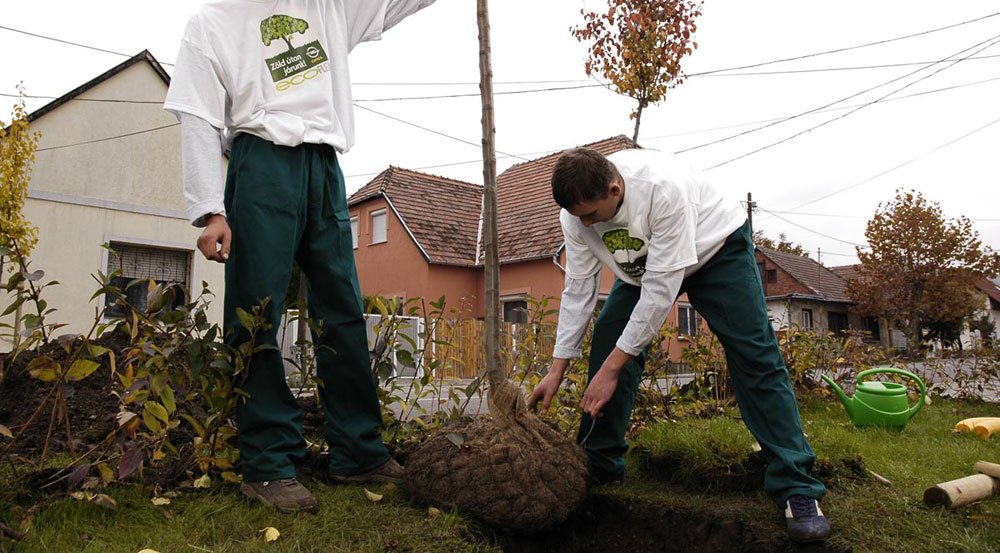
[
  {"xmin": 785, "ymin": 495, "xmax": 831, "ymax": 543},
  {"xmin": 330, "ymin": 458, "xmax": 404, "ymax": 484},
  {"xmin": 240, "ymin": 479, "xmax": 319, "ymax": 514}
]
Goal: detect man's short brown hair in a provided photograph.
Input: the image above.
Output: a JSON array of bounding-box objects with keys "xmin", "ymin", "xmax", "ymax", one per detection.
[{"xmin": 551, "ymin": 148, "xmax": 620, "ymax": 209}]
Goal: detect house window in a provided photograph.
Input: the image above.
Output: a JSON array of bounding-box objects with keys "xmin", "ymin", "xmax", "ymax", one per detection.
[
  {"xmin": 502, "ymin": 299, "xmax": 528, "ymax": 324},
  {"xmin": 828, "ymin": 312, "xmax": 849, "ymax": 336},
  {"xmin": 678, "ymin": 304, "xmax": 701, "ymax": 337},
  {"xmin": 370, "ymin": 210, "xmax": 387, "ymax": 244},
  {"xmin": 350, "ymin": 217, "xmax": 359, "ymax": 249},
  {"xmin": 104, "ymin": 243, "xmax": 190, "ymax": 317},
  {"xmin": 766, "ymin": 269, "xmax": 777, "ymax": 283},
  {"xmin": 864, "ymin": 317, "xmax": 881, "ymax": 341},
  {"xmin": 801, "ymin": 308, "xmax": 813, "ymax": 329}
]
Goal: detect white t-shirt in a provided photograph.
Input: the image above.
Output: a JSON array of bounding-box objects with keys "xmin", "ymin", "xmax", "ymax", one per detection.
[
  {"xmin": 562, "ymin": 149, "xmax": 747, "ymax": 286},
  {"xmin": 552, "ymin": 149, "xmax": 747, "ymax": 359},
  {"xmin": 164, "ymin": 0, "xmax": 434, "ymax": 151}
]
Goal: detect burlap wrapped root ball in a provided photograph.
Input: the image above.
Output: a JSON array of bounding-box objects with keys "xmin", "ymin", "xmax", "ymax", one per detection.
[{"xmin": 404, "ymin": 379, "xmax": 589, "ymax": 533}]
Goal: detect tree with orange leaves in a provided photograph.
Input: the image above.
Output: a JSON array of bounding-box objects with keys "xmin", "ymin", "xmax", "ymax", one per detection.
[{"xmin": 571, "ymin": 0, "xmax": 702, "ymax": 142}]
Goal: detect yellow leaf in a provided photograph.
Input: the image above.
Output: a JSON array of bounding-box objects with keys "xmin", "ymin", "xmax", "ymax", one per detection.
[
  {"xmin": 92, "ymin": 494, "xmax": 118, "ymax": 510},
  {"xmin": 427, "ymin": 507, "xmax": 442, "ymax": 519},
  {"xmin": 221, "ymin": 471, "xmax": 242, "ymax": 484},
  {"xmin": 138, "ymin": 550, "xmax": 162, "ymax": 553},
  {"xmin": 262, "ymin": 527, "xmax": 281, "ymax": 542},
  {"xmin": 193, "ymin": 474, "xmax": 212, "ymax": 489},
  {"xmin": 151, "ymin": 497, "xmax": 171, "ymax": 506},
  {"xmin": 97, "ymin": 462, "xmax": 115, "ymax": 484},
  {"xmin": 364, "ymin": 489, "xmax": 383, "ymax": 502}
]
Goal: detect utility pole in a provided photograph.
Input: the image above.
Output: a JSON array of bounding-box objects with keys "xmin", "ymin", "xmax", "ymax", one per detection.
[{"xmin": 746, "ymin": 192, "xmax": 756, "ymax": 235}]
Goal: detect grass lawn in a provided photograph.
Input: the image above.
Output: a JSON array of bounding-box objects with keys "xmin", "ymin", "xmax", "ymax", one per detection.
[{"xmin": 2, "ymin": 396, "xmax": 999, "ymax": 552}]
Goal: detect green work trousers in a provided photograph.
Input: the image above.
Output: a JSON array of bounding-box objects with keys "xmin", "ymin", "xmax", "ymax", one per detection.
[
  {"xmin": 223, "ymin": 133, "xmax": 389, "ymax": 482},
  {"xmin": 577, "ymin": 220, "xmax": 827, "ymax": 505}
]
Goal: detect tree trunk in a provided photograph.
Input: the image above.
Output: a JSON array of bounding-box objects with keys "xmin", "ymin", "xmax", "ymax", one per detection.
[
  {"xmin": 632, "ymin": 102, "xmax": 644, "ymax": 143},
  {"xmin": 477, "ymin": 0, "xmax": 502, "ymax": 387}
]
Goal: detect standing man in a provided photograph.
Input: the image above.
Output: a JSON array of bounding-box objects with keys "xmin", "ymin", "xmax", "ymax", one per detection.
[
  {"xmin": 164, "ymin": 0, "xmax": 437, "ymax": 514},
  {"xmin": 527, "ymin": 148, "xmax": 831, "ymax": 543}
]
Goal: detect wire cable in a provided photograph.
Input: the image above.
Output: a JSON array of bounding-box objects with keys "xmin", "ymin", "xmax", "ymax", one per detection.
[
  {"xmin": 0, "ymin": 24, "xmax": 174, "ymax": 66},
  {"xmin": 352, "ymin": 103, "xmax": 529, "ymax": 161},
  {"xmin": 756, "ymin": 113, "xmax": 1000, "ymax": 222},
  {"xmin": 700, "ymin": 34, "xmax": 1000, "ymax": 169},
  {"xmin": 35, "ymin": 123, "xmax": 179, "ymax": 152},
  {"xmin": 758, "ymin": 208, "xmax": 867, "ymax": 247},
  {"xmin": 642, "ymin": 75, "xmax": 1000, "ymax": 140},
  {"xmin": 688, "ymin": 11, "xmax": 1000, "ymax": 76},
  {"xmin": 678, "ymin": 32, "xmax": 1000, "ymax": 157}
]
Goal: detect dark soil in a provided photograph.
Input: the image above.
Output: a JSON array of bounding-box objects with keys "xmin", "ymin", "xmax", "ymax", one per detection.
[
  {"xmin": 491, "ymin": 491, "xmax": 850, "ymax": 553},
  {"xmin": 0, "ymin": 331, "xmax": 130, "ymax": 458}
]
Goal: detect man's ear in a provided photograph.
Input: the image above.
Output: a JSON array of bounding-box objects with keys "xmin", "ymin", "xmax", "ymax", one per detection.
[{"xmin": 608, "ymin": 178, "xmax": 623, "ymax": 198}]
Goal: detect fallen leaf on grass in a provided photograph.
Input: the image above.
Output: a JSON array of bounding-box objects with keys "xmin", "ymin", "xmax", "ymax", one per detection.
[
  {"xmin": 151, "ymin": 497, "xmax": 171, "ymax": 506},
  {"xmin": 137, "ymin": 549, "xmax": 161, "ymax": 553},
  {"xmin": 364, "ymin": 489, "xmax": 383, "ymax": 502},
  {"xmin": 193, "ymin": 474, "xmax": 212, "ymax": 489},
  {"xmin": 0, "ymin": 424, "xmax": 12, "ymax": 439},
  {"xmin": 427, "ymin": 507, "xmax": 442, "ymax": 519},
  {"xmin": 69, "ymin": 492, "xmax": 118, "ymax": 510},
  {"xmin": 261, "ymin": 527, "xmax": 280, "ymax": 542}
]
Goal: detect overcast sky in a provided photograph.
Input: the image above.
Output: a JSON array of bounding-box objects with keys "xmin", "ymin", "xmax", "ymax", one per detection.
[{"xmin": 2, "ymin": 1, "xmax": 998, "ymax": 267}]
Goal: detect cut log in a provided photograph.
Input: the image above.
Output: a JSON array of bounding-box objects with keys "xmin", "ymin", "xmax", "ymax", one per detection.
[
  {"xmin": 973, "ymin": 461, "xmax": 1000, "ymax": 479},
  {"xmin": 924, "ymin": 474, "xmax": 998, "ymax": 508}
]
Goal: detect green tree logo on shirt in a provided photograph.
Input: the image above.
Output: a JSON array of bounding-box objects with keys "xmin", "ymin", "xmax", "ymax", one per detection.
[
  {"xmin": 260, "ymin": 15, "xmax": 310, "ymax": 52},
  {"xmin": 602, "ymin": 228, "xmax": 648, "ymax": 280}
]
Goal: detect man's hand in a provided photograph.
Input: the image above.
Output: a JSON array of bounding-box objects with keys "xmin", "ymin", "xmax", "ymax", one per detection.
[
  {"xmin": 527, "ymin": 359, "xmax": 570, "ymax": 414},
  {"xmin": 197, "ymin": 214, "xmax": 231, "ymax": 263},
  {"xmin": 579, "ymin": 348, "xmax": 632, "ymax": 418}
]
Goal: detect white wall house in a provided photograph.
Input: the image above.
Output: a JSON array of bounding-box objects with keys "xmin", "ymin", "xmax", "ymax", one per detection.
[{"xmin": 3, "ymin": 51, "xmax": 225, "ymax": 343}]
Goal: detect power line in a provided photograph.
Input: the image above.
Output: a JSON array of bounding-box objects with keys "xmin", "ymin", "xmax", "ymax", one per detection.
[
  {"xmin": 642, "ymin": 75, "xmax": 1000, "ymax": 141},
  {"xmin": 0, "ymin": 24, "xmax": 174, "ymax": 67},
  {"xmin": 700, "ymin": 34, "xmax": 1000, "ymax": 169},
  {"xmin": 354, "ymin": 83, "xmax": 603, "ymax": 102},
  {"xmin": 688, "ymin": 11, "xmax": 1000, "ymax": 76},
  {"xmin": 758, "ymin": 208, "xmax": 867, "ymax": 247},
  {"xmin": 2, "ymin": 10, "xmax": 996, "ymax": 87},
  {"xmin": 764, "ymin": 209, "xmax": 1000, "ymax": 223},
  {"xmin": 678, "ymin": 32, "xmax": 1000, "ymax": 157},
  {"xmin": 693, "ymin": 54, "xmax": 1000, "ymax": 77},
  {"xmin": 35, "ymin": 122, "xmax": 179, "ymax": 152},
  {"xmin": 757, "ymin": 113, "xmax": 1000, "ymax": 221},
  {"xmin": 352, "ymin": 103, "xmax": 529, "ymax": 161}
]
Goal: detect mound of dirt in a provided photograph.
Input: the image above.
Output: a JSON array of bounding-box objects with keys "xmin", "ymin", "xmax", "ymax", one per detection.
[{"xmin": 0, "ymin": 331, "xmax": 129, "ymax": 456}]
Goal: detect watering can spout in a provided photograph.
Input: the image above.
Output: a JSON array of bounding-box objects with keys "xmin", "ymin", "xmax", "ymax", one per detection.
[{"xmin": 821, "ymin": 375, "xmax": 854, "ymax": 418}]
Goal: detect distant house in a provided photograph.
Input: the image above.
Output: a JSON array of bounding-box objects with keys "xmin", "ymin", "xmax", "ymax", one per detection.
[
  {"xmin": 348, "ymin": 136, "xmax": 708, "ymax": 360},
  {"xmin": 966, "ymin": 277, "xmax": 1000, "ymax": 346},
  {"xmin": 830, "ymin": 264, "xmax": 1000, "ymax": 350},
  {"xmin": 756, "ymin": 249, "xmax": 880, "ymax": 340},
  {"xmin": 2, "ymin": 50, "xmax": 225, "ymax": 344}
]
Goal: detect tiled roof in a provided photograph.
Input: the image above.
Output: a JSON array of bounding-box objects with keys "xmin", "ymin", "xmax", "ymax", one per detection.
[
  {"xmin": 348, "ymin": 167, "xmax": 483, "ymax": 266},
  {"xmin": 760, "ymin": 248, "xmax": 852, "ymax": 303},
  {"xmin": 495, "ymin": 135, "xmax": 638, "ymax": 263},
  {"xmin": 976, "ymin": 277, "xmax": 1000, "ymax": 306},
  {"xmin": 829, "ymin": 264, "xmax": 860, "ymax": 282}
]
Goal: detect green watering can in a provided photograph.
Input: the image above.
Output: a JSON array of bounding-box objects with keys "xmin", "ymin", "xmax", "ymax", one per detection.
[{"xmin": 821, "ymin": 367, "xmax": 926, "ymax": 428}]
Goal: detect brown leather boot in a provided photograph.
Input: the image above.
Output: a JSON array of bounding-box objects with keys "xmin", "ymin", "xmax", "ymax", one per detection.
[
  {"xmin": 240, "ymin": 478, "xmax": 319, "ymax": 513},
  {"xmin": 330, "ymin": 458, "xmax": 404, "ymax": 484}
]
